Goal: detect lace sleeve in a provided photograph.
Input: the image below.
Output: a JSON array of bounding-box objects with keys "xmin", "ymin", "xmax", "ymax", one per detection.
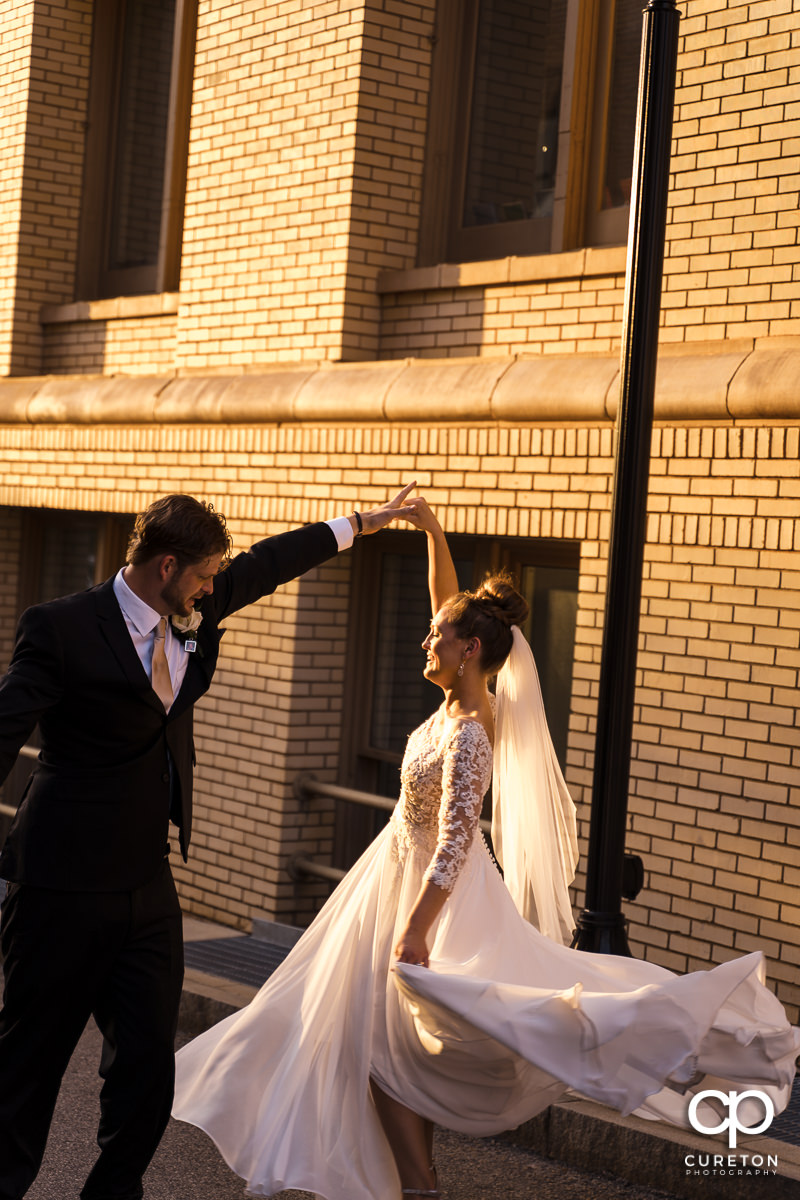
[{"xmin": 424, "ymin": 721, "xmax": 492, "ymax": 893}]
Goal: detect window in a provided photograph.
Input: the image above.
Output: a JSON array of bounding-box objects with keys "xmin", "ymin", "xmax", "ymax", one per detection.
[
  {"xmin": 419, "ymin": 0, "xmax": 643, "ymax": 264},
  {"xmin": 76, "ymin": 0, "xmax": 197, "ymax": 300},
  {"xmin": 15, "ymin": 507, "xmax": 132, "ymax": 623},
  {"xmin": 335, "ymin": 531, "xmax": 580, "ymax": 867},
  {"xmin": 0, "ymin": 510, "xmax": 133, "ymax": 840}
]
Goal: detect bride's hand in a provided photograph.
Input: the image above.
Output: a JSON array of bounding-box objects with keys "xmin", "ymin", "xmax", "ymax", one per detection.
[
  {"xmin": 395, "ymin": 925, "xmax": 430, "ymax": 968},
  {"xmin": 399, "ymin": 496, "xmax": 442, "ymax": 535}
]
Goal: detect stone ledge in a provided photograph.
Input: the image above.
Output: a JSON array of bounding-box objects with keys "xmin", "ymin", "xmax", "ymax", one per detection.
[
  {"xmin": 251, "ymin": 917, "xmax": 304, "ymax": 948},
  {"xmin": 2, "ymin": 339, "xmax": 800, "ymax": 424},
  {"xmin": 377, "ymin": 247, "xmax": 628, "ymax": 295},
  {"xmin": 40, "ymin": 293, "xmax": 180, "ymax": 324}
]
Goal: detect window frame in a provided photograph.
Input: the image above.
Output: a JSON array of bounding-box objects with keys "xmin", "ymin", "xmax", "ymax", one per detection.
[
  {"xmin": 578, "ymin": 0, "xmax": 637, "ymax": 249},
  {"xmin": 76, "ymin": 0, "xmax": 197, "ymax": 301},
  {"xmin": 419, "ymin": 0, "xmax": 636, "ymax": 267}
]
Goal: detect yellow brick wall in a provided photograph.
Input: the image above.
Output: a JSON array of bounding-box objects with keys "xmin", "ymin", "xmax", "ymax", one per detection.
[
  {"xmin": 335, "ymin": 0, "xmax": 435, "ymax": 358},
  {"xmin": 174, "ymin": 0, "xmax": 436, "ymax": 369},
  {"xmin": 174, "ymin": 0, "xmax": 361, "ymax": 369},
  {"xmin": 661, "ymin": 0, "xmax": 800, "ymax": 343},
  {"xmin": 0, "ymin": 1, "xmax": 34, "ymax": 375},
  {"xmin": 626, "ymin": 424, "xmax": 800, "ymax": 1016},
  {"xmin": 1, "ymin": 1, "xmax": 91, "ymax": 375},
  {"xmin": 0, "ymin": 413, "xmax": 799, "ymax": 1020}
]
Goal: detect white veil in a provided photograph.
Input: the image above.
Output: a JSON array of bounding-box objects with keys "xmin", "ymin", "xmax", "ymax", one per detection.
[{"xmin": 491, "ymin": 626, "xmax": 579, "ymax": 944}]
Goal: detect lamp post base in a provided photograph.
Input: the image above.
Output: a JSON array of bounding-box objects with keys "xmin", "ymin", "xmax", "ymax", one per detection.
[{"xmin": 571, "ymin": 910, "xmax": 632, "ymax": 956}]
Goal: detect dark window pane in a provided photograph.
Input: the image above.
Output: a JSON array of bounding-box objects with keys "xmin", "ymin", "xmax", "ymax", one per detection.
[
  {"xmin": 462, "ymin": 0, "xmax": 567, "ymax": 228},
  {"xmin": 39, "ymin": 520, "xmax": 101, "ymax": 600},
  {"xmin": 602, "ymin": 0, "xmax": 640, "ymax": 210},
  {"xmin": 107, "ymin": 0, "xmax": 176, "ymax": 270},
  {"xmin": 369, "ymin": 552, "xmax": 472, "ymax": 771}
]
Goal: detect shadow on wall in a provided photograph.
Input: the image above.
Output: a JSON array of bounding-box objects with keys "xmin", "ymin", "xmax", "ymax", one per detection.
[{"xmin": 41, "ymin": 318, "xmax": 110, "ymax": 377}]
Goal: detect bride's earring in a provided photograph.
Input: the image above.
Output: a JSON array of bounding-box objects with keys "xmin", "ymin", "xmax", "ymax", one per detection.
[{"xmin": 457, "ymin": 661, "xmax": 465, "ymax": 677}]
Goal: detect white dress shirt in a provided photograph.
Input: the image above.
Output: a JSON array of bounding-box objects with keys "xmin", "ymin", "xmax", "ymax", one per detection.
[{"xmin": 113, "ymin": 570, "xmax": 189, "ymax": 700}]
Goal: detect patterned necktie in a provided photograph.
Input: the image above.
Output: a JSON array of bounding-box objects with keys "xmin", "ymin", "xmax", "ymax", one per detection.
[{"xmin": 151, "ymin": 617, "xmax": 173, "ymax": 711}]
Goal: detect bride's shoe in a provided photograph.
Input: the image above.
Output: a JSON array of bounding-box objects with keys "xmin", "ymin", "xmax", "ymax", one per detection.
[{"xmin": 401, "ymin": 1164, "xmax": 440, "ymax": 1196}]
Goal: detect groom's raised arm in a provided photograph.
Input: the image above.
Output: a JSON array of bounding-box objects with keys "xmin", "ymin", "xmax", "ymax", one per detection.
[{"xmin": 210, "ymin": 483, "xmax": 419, "ymax": 622}]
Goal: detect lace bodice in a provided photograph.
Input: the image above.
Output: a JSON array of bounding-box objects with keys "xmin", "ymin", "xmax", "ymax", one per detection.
[{"xmin": 391, "ymin": 707, "xmax": 493, "ymax": 892}]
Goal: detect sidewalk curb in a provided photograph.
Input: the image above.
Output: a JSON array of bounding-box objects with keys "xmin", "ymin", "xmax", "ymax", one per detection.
[{"xmin": 178, "ymin": 973, "xmax": 800, "ymax": 1200}]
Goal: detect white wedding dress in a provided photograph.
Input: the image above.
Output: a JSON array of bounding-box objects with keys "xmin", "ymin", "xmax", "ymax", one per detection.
[{"xmin": 173, "ymin": 706, "xmax": 799, "ymax": 1200}]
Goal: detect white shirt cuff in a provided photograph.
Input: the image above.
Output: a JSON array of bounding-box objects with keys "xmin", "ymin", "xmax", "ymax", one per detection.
[{"xmin": 326, "ymin": 516, "xmax": 355, "ymax": 551}]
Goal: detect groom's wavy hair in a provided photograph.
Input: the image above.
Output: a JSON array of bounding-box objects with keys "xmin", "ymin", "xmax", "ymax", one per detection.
[
  {"xmin": 445, "ymin": 570, "xmax": 529, "ymax": 676},
  {"xmin": 126, "ymin": 494, "xmax": 233, "ymax": 570}
]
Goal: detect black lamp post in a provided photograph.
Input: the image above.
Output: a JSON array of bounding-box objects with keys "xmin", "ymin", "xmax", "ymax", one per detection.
[{"xmin": 572, "ymin": 0, "xmax": 681, "ymax": 955}]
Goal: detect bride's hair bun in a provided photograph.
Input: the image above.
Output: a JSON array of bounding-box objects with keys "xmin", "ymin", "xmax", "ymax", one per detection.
[
  {"xmin": 473, "ymin": 572, "xmax": 529, "ymax": 631},
  {"xmin": 446, "ymin": 570, "xmax": 529, "ymax": 676}
]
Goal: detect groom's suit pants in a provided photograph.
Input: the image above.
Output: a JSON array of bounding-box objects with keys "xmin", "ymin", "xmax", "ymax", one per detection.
[{"xmin": 0, "ymin": 860, "xmax": 183, "ymax": 1200}]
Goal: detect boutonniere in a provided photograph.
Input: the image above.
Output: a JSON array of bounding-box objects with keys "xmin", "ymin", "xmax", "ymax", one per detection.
[{"xmin": 171, "ymin": 611, "xmax": 203, "ymax": 655}]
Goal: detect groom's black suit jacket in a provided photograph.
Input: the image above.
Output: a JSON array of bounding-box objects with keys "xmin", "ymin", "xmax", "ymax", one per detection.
[{"xmin": 0, "ymin": 522, "xmax": 338, "ymax": 892}]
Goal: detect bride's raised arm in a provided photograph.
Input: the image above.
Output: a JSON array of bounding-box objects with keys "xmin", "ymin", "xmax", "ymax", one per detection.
[{"xmin": 401, "ymin": 497, "xmax": 458, "ymax": 614}]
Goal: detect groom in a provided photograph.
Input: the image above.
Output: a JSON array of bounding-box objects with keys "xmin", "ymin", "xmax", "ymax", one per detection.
[{"xmin": 0, "ymin": 485, "xmax": 415, "ymax": 1200}]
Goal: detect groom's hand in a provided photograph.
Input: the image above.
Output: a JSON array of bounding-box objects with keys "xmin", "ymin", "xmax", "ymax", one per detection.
[{"xmin": 351, "ymin": 482, "xmax": 421, "ymax": 536}]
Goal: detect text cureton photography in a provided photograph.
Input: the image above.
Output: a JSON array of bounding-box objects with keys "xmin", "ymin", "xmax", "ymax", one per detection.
[{"xmin": 684, "ymin": 1153, "xmax": 778, "ymax": 1179}]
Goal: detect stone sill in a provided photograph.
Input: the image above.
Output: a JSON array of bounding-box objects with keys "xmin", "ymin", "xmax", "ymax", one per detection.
[
  {"xmin": 40, "ymin": 293, "xmax": 180, "ymax": 325},
  {"xmin": 2, "ymin": 337, "xmax": 800, "ymax": 425},
  {"xmin": 377, "ymin": 247, "xmax": 628, "ymax": 295}
]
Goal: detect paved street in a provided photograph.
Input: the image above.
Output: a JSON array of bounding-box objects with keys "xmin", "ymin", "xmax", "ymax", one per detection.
[{"xmin": 26, "ymin": 1021, "xmax": 681, "ymax": 1200}]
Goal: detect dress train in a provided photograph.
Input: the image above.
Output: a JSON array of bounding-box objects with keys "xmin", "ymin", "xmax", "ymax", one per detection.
[{"xmin": 174, "ymin": 819, "xmax": 798, "ymax": 1200}]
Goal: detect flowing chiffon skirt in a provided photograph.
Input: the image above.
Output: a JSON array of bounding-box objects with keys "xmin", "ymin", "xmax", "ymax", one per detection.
[{"xmin": 173, "ymin": 826, "xmax": 799, "ymax": 1200}]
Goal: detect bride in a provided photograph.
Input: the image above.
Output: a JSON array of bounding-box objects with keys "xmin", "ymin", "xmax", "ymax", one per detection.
[{"xmin": 173, "ymin": 498, "xmax": 799, "ymax": 1200}]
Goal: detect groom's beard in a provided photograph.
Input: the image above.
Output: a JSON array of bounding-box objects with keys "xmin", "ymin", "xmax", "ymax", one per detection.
[{"xmin": 160, "ymin": 574, "xmax": 198, "ymax": 618}]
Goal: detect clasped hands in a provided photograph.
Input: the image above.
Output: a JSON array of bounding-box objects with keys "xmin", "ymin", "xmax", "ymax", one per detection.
[{"xmin": 349, "ymin": 483, "xmax": 441, "ymax": 539}]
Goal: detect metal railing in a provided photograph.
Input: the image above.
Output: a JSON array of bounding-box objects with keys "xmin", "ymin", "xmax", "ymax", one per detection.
[{"xmin": 290, "ymin": 773, "xmax": 491, "ymax": 884}]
